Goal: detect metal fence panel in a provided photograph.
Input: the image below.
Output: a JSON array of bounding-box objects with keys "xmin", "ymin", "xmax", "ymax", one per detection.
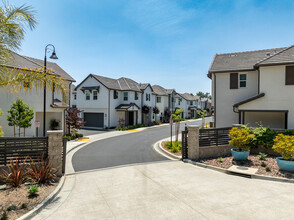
[{"xmin": 199, "ymin": 127, "xmax": 231, "ymax": 147}]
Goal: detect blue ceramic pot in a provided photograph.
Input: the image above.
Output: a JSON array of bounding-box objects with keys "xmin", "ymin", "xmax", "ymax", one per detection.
[
  {"xmin": 276, "ymin": 157, "xmax": 294, "ymax": 172},
  {"xmin": 231, "ymin": 148, "xmax": 250, "ymax": 161}
]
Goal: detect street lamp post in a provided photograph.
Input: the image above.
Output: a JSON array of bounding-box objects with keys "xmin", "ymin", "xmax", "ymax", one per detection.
[{"xmin": 43, "ymin": 44, "xmax": 58, "ymax": 136}]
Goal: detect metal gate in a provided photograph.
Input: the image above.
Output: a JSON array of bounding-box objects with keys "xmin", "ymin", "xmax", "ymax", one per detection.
[{"xmin": 181, "ymin": 126, "xmax": 188, "ymax": 160}]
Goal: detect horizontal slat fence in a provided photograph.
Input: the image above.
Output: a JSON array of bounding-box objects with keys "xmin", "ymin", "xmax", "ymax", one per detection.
[
  {"xmin": 0, "ymin": 137, "xmax": 48, "ymax": 165},
  {"xmin": 199, "ymin": 127, "xmax": 231, "ymax": 147}
]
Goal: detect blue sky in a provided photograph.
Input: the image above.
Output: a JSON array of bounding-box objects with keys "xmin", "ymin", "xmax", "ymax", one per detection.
[{"xmin": 13, "ymin": 0, "xmax": 294, "ymax": 94}]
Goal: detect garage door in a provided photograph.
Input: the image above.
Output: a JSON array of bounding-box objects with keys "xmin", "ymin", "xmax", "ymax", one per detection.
[{"xmin": 84, "ymin": 113, "xmax": 104, "ymax": 128}]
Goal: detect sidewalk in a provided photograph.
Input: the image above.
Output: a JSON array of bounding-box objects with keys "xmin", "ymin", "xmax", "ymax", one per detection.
[{"xmin": 34, "ymin": 160, "xmax": 294, "ymax": 220}]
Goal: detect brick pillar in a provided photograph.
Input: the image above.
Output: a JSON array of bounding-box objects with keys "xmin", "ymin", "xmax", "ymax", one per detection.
[
  {"xmin": 188, "ymin": 125, "xmax": 200, "ymax": 161},
  {"xmin": 47, "ymin": 130, "xmax": 63, "ymax": 176}
]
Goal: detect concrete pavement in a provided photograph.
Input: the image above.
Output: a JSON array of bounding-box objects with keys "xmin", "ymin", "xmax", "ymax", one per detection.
[{"xmin": 33, "ymin": 161, "xmax": 294, "ymax": 220}]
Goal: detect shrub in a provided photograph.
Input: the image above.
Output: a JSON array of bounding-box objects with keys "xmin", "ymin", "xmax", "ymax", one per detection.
[
  {"xmin": 165, "ymin": 142, "xmax": 172, "ymax": 149},
  {"xmin": 261, "ymin": 162, "xmax": 267, "ymax": 167},
  {"xmin": 266, "ymin": 167, "xmax": 271, "ymax": 172},
  {"xmin": 49, "ymin": 119, "xmax": 59, "ymax": 130},
  {"xmin": 28, "ymin": 154, "xmax": 56, "ymax": 184},
  {"xmin": 272, "ymin": 134, "xmax": 294, "ymax": 160},
  {"xmin": 171, "ymin": 146, "xmax": 179, "ymax": 153},
  {"xmin": 0, "ymin": 157, "xmax": 29, "ymax": 187},
  {"xmin": 1, "ymin": 212, "xmax": 8, "ymax": 220},
  {"xmin": 258, "ymin": 152, "xmax": 267, "ymax": 160},
  {"xmin": 165, "ymin": 141, "xmax": 182, "ymax": 152},
  {"xmin": 28, "ymin": 185, "xmax": 39, "ymax": 196},
  {"xmin": 228, "ymin": 127, "xmax": 255, "ymax": 151},
  {"xmin": 21, "ymin": 203, "xmax": 27, "ymax": 209},
  {"xmin": 217, "ymin": 157, "xmax": 223, "ymax": 163},
  {"xmin": 7, "ymin": 205, "xmax": 16, "ymax": 211}
]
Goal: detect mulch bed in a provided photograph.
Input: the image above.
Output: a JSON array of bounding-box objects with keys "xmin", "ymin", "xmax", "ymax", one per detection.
[
  {"xmin": 0, "ymin": 178, "xmax": 59, "ymax": 220},
  {"xmin": 161, "ymin": 141, "xmax": 182, "ymax": 157},
  {"xmin": 202, "ymin": 155, "xmax": 294, "ymax": 179}
]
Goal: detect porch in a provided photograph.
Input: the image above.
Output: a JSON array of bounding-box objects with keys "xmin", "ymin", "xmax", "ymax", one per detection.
[{"xmin": 115, "ymin": 103, "xmax": 140, "ymax": 126}]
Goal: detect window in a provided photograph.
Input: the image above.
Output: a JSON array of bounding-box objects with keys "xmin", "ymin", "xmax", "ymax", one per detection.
[
  {"xmin": 190, "ymin": 101, "xmax": 193, "ymax": 105},
  {"xmin": 135, "ymin": 92, "xmax": 138, "ymax": 100},
  {"xmin": 148, "ymin": 94, "xmax": 151, "ymax": 101},
  {"xmin": 123, "ymin": 92, "xmax": 128, "ymax": 101},
  {"xmin": 240, "ymin": 74, "xmax": 247, "ymax": 88},
  {"xmin": 74, "ymin": 94, "xmax": 76, "ymax": 100},
  {"xmin": 113, "ymin": 90, "xmax": 118, "ymax": 99},
  {"xmin": 93, "ymin": 90, "xmax": 98, "ymax": 100},
  {"xmin": 178, "ymin": 99, "xmax": 180, "ymax": 105},
  {"xmin": 85, "ymin": 90, "xmax": 90, "ymax": 100},
  {"xmin": 230, "ymin": 73, "xmax": 238, "ymax": 89},
  {"xmin": 156, "ymin": 97, "xmax": 161, "ymax": 103},
  {"xmin": 286, "ymin": 66, "xmax": 294, "ymax": 85}
]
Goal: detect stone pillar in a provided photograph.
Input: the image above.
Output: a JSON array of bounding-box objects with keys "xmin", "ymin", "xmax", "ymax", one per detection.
[
  {"xmin": 188, "ymin": 125, "xmax": 200, "ymax": 161},
  {"xmin": 47, "ymin": 130, "xmax": 63, "ymax": 176}
]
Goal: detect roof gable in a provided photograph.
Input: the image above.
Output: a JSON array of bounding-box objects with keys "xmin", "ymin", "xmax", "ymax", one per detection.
[
  {"xmin": 209, "ymin": 47, "xmax": 286, "ymax": 73},
  {"xmin": 4, "ymin": 51, "xmax": 75, "ymax": 82}
]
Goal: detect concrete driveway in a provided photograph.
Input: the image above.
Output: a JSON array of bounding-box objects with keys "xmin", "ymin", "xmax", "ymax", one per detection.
[{"xmin": 38, "ymin": 161, "xmax": 294, "ymax": 220}]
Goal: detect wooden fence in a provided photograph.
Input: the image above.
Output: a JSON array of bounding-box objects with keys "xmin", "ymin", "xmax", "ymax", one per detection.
[{"xmin": 0, "ymin": 137, "xmax": 48, "ymax": 166}]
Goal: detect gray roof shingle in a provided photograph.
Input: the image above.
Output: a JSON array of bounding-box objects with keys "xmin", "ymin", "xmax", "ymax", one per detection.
[
  {"xmin": 4, "ymin": 51, "xmax": 75, "ymax": 82},
  {"xmin": 209, "ymin": 47, "xmax": 286, "ymax": 73},
  {"xmin": 92, "ymin": 74, "xmax": 141, "ymax": 92},
  {"xmin": 152, "ymin": 85, "xmax": 169, "ymax": 96},
  {"xmin": 179, "ymin": 93, "xmax": 199, "ymax": 101},
  {"xmin": 257, "ymin": 45, "xmax": 294, "ymax": 66}
]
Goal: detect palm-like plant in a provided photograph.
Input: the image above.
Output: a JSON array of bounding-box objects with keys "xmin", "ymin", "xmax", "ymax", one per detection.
[{"xmin": 0, "ymin": 2, "xmax": 69, "ymax": 136}]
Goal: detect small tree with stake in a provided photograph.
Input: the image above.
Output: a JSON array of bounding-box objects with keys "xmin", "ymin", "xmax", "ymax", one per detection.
[
  {"xmin": 7, "ymin": 98, "xmax": 34, "ymax": 137},
  {"xmin": 66, "ymin": 108, "xmax": 86, "ymax": 135},
  {"xmin": 171, "ymin": 108, "xmax": 184, "ymax": 142}
]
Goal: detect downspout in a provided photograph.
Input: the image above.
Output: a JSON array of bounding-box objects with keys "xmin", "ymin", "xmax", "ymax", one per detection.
[
  {"xmin": 257, "ymin": 68, "xmax": 260, "ymax": 94},
  {"xmin": 213, "ymin": 73, "xmax": 217, "ymax": 127}
]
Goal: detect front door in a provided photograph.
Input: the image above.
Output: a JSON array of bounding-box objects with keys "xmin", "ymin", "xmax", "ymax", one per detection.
[{"xmin": 128, "ymin": 111, "xmax": 134, "ymax": 126}]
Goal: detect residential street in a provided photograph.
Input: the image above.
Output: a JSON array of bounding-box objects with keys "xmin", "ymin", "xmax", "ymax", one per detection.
[{"xmin": 72, "ymin": 118, "xmax": 211, "ymax": 172}]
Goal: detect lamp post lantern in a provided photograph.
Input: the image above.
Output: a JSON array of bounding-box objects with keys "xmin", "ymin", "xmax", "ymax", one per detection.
[{"xmin": 43, "ymin": 44, "xmax": 58, "ymax": 136}]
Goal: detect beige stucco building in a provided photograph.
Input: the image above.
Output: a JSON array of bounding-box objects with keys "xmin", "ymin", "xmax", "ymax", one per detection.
[{"xmin": 208, "ymin": 45, "xmax": 294, "ymax": 129}]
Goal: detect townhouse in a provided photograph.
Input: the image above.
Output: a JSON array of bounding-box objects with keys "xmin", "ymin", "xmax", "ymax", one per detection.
[
  {"xmin": 208, "ymin": 45, "xmax": 294, "ymax": 129},
  {"xmin": 0, "ymin": 51, "xmax": 75, "ymax": 137}
]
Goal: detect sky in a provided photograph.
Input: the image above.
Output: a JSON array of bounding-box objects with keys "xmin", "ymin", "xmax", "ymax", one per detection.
[{"xmin": 11, "ymin": 0, "xmax": 294, "ymax": 94}]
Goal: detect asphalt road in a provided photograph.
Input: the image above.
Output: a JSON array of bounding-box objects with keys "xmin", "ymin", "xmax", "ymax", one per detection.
[{"xmin": 72, "ymin": 118, "xmax": 212, "ymax": 172}]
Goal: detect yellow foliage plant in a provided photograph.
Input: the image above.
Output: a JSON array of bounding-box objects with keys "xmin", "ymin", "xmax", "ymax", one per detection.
[
  {"xmin": 228, "ymin": 127, "xmax": 255, "ymax": 151},
  {"xmin": 272, "ymin": 134, "xmax": 294, "ymax": 160}
]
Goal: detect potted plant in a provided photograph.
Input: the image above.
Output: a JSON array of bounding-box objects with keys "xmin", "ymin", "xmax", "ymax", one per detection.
[
  {"xmin": 272, "ymin": 134, "xmax": 294, "ymax": 172},
  {"xmin": 228, "ymin": 127, "xmax": 255, "ymax": 161}
]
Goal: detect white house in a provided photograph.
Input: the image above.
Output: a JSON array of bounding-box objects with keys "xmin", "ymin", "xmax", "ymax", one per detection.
[
  {"xmin": 75, "ymin": 74, "xmax": 146, "ymax": 128},
  {"xmin": 208, "ymin": 45, "xmax": 294, "ymax": 129},
  {"xmin": 139, "ymin": 83, "xmax": 157, "ymax": 124},
  {"xmin": 177, "ymin": 93, "xmax": 200, "ymax": 118},
  {"xmin": 152, "ymin": 85, "xmax": 176, "ymax": 121},
  {"xmin": 0, "ymin": 51, "xmax": 75, "ymax": 137}
]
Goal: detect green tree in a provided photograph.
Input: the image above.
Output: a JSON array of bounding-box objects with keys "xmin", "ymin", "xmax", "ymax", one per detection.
[
  {"xmin": 197, "ymin": 110, "xmax": 207, "ymax": 128},
  {"xmin": 171, "ymin": 108, "xmax": 184, "ymax": 142},
  {"xmin": 0, "ymin": 2, "xmax": 69, "ymax": 136},
  {"xmin": 7, "ymin": 98, "xmax": 34, "ymax": 136}
]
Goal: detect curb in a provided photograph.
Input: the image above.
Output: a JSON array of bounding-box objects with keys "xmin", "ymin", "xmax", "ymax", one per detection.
[
  {"xmin": 156, "ymin": 139, "xmax": 182, "ymax": 160},
  {"xmin": 183, "ymin": 159, "xmax": 294, "ymax": 184},
  {"xmin": 66, "ymin": 142, "xmax": 86, "ymax": 154},
  {"xmin": 17, "ymin": 176, "xmax": 66, "ymax": 220}
]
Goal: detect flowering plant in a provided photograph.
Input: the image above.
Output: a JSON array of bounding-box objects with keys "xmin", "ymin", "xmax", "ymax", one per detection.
[
  {"xmin": 228, "ymin": 127, "xmax": 255, "ymax": 151},
  {"xmin": 272, "ymin": 134, "xmax": 294, "ymax": 160}
]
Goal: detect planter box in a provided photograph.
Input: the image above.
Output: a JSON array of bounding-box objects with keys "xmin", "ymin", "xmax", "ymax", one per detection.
[
  {"xmin": 231, "ymin": 148, "xmax": 250, "ymax": 161},
  {"xmin": 276, "ymin": 157, "xmax": 294, "ymax": 172}
]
